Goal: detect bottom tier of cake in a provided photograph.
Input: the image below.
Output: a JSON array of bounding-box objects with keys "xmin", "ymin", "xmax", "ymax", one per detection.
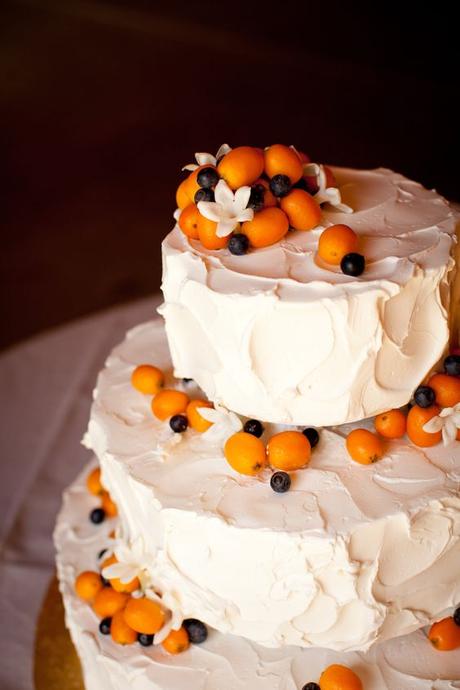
[{"xmin": 54, "ymin": 460, "xmax": 460, "ymax": 690}]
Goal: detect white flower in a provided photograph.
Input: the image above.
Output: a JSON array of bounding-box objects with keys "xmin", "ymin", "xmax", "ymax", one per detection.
[
  {"xmin": 145, "ymin": 589, "xmax": 183, "ymax": 644},
  {"xmin": 197, "ymin": 179, "xmax": 254, "ymax": 237},
  {"xmin": 198, "ymin": 404, "xmax": 243, "ymax": 445},
  {"xmin": 182, "ymin": 143, "xmax": 232, "ymax": 172},
  {"xmin": 102, "ymin": 536, "xmax": 156, "ymax": 590},
  {"xmin": 423, "ymin": 403, "xmax": 460, "ymax": 446},
  {"xmin": 304, "ymin": 163, "xmax": 353, "ymax": 214}
]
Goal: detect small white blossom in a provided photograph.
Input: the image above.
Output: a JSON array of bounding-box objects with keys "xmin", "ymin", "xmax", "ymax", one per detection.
[
  {"xmin": 197, "ymin": 179, "xmax": 254, "ymax": 237},
  {"xmin": 145, "ymin": 589, "xmax": 184, "ymax": 644},
  {"xmin": 304, "ymin": 163, "xmax": 353, "ymax": 214},
  {"xmin": 102, "ymin": 537, "xmax": 156, "ymax": 591},
  {"xmin": 423, "ymin": 403, "xmax": 460, "ymax": 446},
  {"xmin": 198, "ymin": 404, "xmax": 243, "ymax": 445},
  {"xmin": 182, "ymin": 143, "xmax": 232, "ymax": 172}
]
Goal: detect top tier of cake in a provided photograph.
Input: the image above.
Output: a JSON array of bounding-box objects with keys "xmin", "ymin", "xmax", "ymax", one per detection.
[{"xmin": 161, "ymin": 164, "xmax": 458, "ymax": 427}]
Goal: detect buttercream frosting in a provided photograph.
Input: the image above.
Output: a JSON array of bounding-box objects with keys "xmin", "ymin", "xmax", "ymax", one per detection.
[
  {"xmin": 55, "ymin": 461, "xmax": 460, "ymax": 690},
  {"xmin": 161, "ymin": 167, "xmax": 459, "ymax": 426},
  {"xmin": 83, "ymin": 319, "xmax": 460, "ymax": 652}
]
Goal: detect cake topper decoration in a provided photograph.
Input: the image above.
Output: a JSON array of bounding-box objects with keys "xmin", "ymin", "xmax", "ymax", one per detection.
[{"xmin": 175, "ymin": 143, "xmax": 354, "ymax": 253}]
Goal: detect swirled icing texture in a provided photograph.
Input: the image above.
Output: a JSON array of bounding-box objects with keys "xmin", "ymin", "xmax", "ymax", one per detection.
[
  {"xmin": 55, "ymin": 462, "xmax": 460, "ymax": 690},
  {"xmin": 161, "ymin": 167, "xmax": 459, "ymax": 426},
  {"xmin": 83, "ymin": 320, "xmax": 460, "ymax": 652}
]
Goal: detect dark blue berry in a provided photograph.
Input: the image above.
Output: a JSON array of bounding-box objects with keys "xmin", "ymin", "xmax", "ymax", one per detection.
[
  {"xmin": 302, "ymin": 427, "xmax": 319, "ymax": 448},
  {"xmin": 454, "ymin": 607, "xmax": 460, "ymax": 627},
  {"xmin": 341, "ymin": 253, "xmax": 365, "ymax": 277},
  {"xmin": 243, "ymin": 419, "xmax": 264, "ymax": 437},
  {"xmin": 414, "ymin": 385, "xmax": 436, "ymax": 408},
  {"xmin": 170, "ymin": 414, "xmax": 188, "ymax": 433},
  {"xmin": 444, "ymin": 355, "xmax": 460, "ymax": 377},
  {"xmin": 98, "ymin": 548, "xmax": 108, "ymax": 560},
  {"xmin": 197, "ymin": 167, "xmax": 219, "ymax": 189},
  {"xmin": 302, "ymin": 684, "xmax": 320, "ymax": 690},
  {"xmin": 247, "ymin": 185, "xmax": 265, "ymax": 211},
  {"xmin": 90, "ymin": 508, "xmax": 105, "ymax": 524},
  {"xmin": 270, "ymin": 471, "xmax": 291, "ymax": 493},
  {"xmin": 183, "ymin": 618, "xmax": 208, "ymax": 644},
  {"xmin": 99, "ymin": 617, "xmax": 112, "ymax": 635},
  {"xmin": 194, "ymin": 188, "xmax": 215, "ymax": 204},
  {"xmin": 138, "ymin": 632, "xmax": 155, "ymax": 646},
  {"xmin": 269, "ymin": 174, "xmax": 292, "ymax": 198},
  {"xmin": 229, "ymin": 234, "xmax": 249, "ymax": 256}
]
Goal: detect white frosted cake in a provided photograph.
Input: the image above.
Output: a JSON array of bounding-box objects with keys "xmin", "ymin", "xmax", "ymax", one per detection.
[{"xmin": 55, "ymin": 144, "xmax": 460, "ymax": 690}]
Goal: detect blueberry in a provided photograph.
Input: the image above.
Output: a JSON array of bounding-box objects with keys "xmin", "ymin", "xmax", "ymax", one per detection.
[
  {"xmin": 229, "ymin": 233, "xmax": 249, "ymax": 256},
  {"xmin": 99, "ymin": 617, "xmax": 112, "ymax": 635},
  {"xmin": 414, "ymin": 385, "xmax": 435, "ymax": 408},
  {"xmin": 454, "ymin": 607, "xmax": 460, "ymax": 627},
  {"xmin": 302, "ymin": 427, "xmax": 319, "ymax": 448},
  {"xmin": 270, "ymin": 471, "xmax": 291, "ymax": 493},
  {"xmin": 293, "ymin": 177, "xmax": 308, "ymax": 191},
  {"xmin": 269, "ymin": 174, "xmax": 292, "ymax": 198},
  {"xmin": 194, "ymin": 188, "xmax": 215, "ymax": 203},
  {"xmin": 98, "ymin": 548, "xmax": 108, "ymax": 560},
  {"xmin": 90, "ymin": 508, "xmax": 105, "ymax": 524},
  {"xmin": 340, "ymin": 253, "xmax": 365, "ymax": 277},
  {"xmin": 183, "ymin": 618, "xmax": 208, "ymax": 644},
  {"xmin": 170, "ymin": 414, "xmax": 188, "ymax": 433},
  {"xmin": 243, "ymin": 419, "xmax": 264, "ymax": 437},
  {"xmin": 302, "ymin": 684, "xmax": 320, "ymax": 690},
  {"xmin": 138, "ymin": 632, "xmax": 155, "ymax": 646},
  {"xmin": 197, "ymin": 167, "xmax": 219, "ymax": 189},
  {"xmin": 444, "ymin": 354, "xmax": 460, "ymax": 377},
  {"xmin": 247, "ymin": 185, "xmax": 265, "ymax": 211}
]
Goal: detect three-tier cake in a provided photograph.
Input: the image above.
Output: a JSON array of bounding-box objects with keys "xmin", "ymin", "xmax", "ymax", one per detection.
[{"xmin": 55, "ymin": 144, "xmax": 460, "ymax": 689}]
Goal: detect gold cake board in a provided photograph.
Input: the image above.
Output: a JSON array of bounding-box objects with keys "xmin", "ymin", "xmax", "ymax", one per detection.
[{"xmin": 34, "ymin": 576, "xmax": 84, "ymax": 690}]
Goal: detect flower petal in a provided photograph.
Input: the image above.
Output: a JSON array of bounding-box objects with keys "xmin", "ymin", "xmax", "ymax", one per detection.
[
  {"xmin": 216, "ymin": 143, "xmax": 232, "ymax": 160},
  {"xmin": 303, "ymin": 163, "xmax": 319, "ymax": 178},
  {"xmin": 216, "ymin": 218, "xmax": 238, "ymax": 237},
  {"xmin": 423, "ymin": 416, "xmax": 444, "ymax": 433},
  {"xmin": 214, "ymin": 179, "xmax": 235, "ymax": 209},
  {"xmin": 318, "ymin": 165, "xmax": 327, "ymax": 190},
  {"xmin": 182, "ymin": 164, "xmax": 198, "ymax": 172},
  {"xmin": 334, "ymin": 202, "xmax": 354, "ymax": 214},
  {"xmin": 234, "ymin": 185, "xmax": 252, "ymax": 212},
  {"xmin": 236, "ymin": 208, "xmax": 254, "ymax": 223},
  {"xmin": 442, "ymin": 419, "xmax": 457, "ymax": 446},
  {"xmin": 196, "ymin": 407, "xmax": 218, "ymax": 423},
  {"xmin": 197, "ymin": 201, "xmax": 222, "ymax": 222},
  {"xmin": 195, "ymin": 152, "xmax": 216, "ymax": 167}
]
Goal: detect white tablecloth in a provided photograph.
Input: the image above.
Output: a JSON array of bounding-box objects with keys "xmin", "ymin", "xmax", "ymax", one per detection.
[{"xmin": 0, "ymin": 296, "xmax": 159, "ymax": 690}]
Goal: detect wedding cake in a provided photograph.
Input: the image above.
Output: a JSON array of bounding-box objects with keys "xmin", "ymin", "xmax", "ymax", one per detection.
[{"xmin": 55, "ymin": 144, "xmax": 460, "ymax": 689}]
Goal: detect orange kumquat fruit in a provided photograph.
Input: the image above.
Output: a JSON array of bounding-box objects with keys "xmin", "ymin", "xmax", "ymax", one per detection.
[
  {"xmin": 267, "ymin": 431, "xmax": 311, "ymax": 471},
  {"xmin": 224, "ymin": 431, "xmax": 267, "ymax": 476},
  {"xmin": 131, "ymin": 364, "xmax": 165, "ymax": 395},
  {"xmin": 346, "ymin": 429, "xmax": 384, "ymax": 464},
  {"xmin": 374, "ymin": 408, "xmax": 407, "ymax": 439},
  {"xmin": 318, "ymin": 224, "xmax": 359, "ymax": 265},
  {"xmin": 152, "ymin": 389, "xmax": 190, "ymax": 421},
  {"xmin": 406, "ymin": 404, "xmax": 442, "ymax": 447}
]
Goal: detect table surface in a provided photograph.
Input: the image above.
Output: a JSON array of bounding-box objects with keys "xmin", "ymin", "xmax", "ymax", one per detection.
[{"xmin": 0, "ymin": 296, "xmax": 159, "ymax": 690}]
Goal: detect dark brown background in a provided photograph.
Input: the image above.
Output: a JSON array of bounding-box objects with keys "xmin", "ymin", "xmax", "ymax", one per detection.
[{"xmin": 1, "ymin": 0, "xmax": 459, "ymax": 350}]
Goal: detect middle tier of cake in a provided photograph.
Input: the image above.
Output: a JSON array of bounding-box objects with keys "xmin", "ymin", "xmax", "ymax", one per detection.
[{"xmin": 85, "ymin": 319, "xmax": 460, "ymax": 654}]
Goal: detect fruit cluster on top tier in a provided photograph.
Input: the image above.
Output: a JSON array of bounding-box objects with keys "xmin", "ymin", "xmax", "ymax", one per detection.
[{"xmin": 175, "ymin": 144, "xmax": 364, "ymax": 273}]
